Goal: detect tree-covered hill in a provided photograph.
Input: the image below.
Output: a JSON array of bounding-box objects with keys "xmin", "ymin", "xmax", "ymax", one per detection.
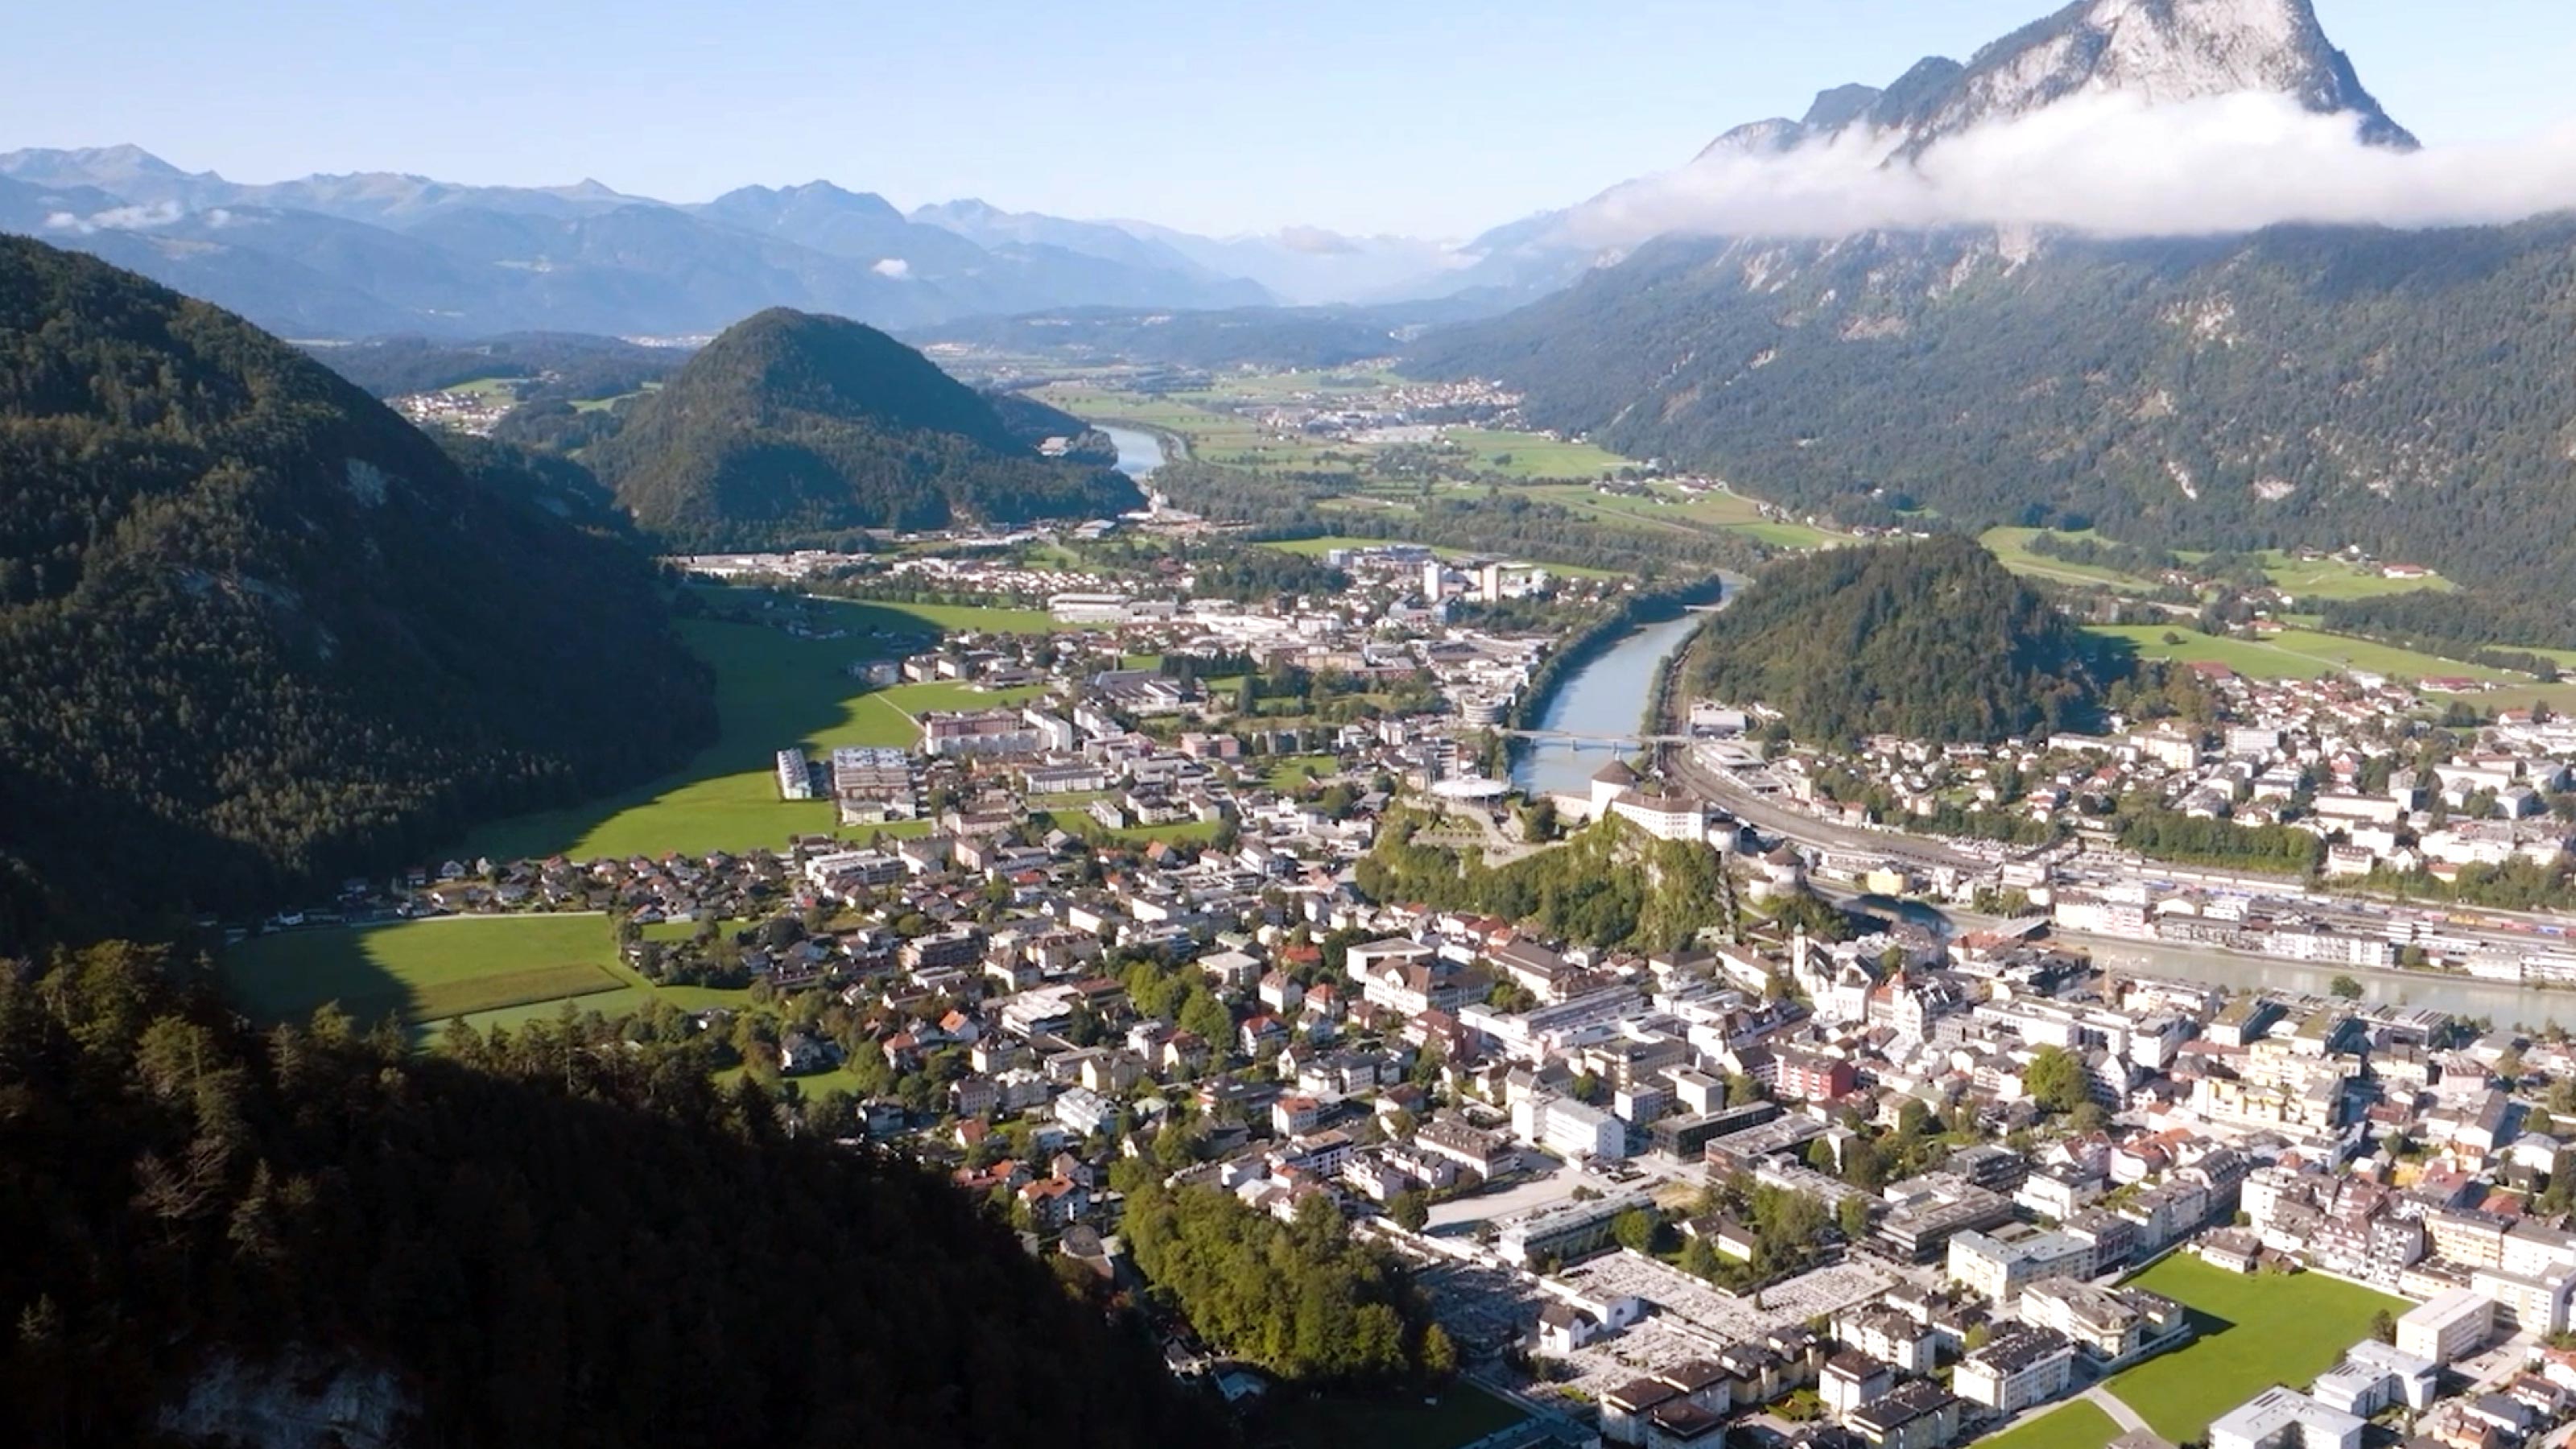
[
  {"xmin": 592, "ymin": 308, "xmax": 1141, "ymax": 548},
  {"xmin": 0, "ymin": 235, "xmax": 714, "ymax": 947},
  {"xmin": 1407, "ymin": 217, "xmax": 2576, "ymax": 643},
  {"xmin": 0, "ymin": 941, "xmax": 1218, "ymax": 1447},
  {"xmin": 1686, "ymin": 535, "xmax": 2109, "ymax": 743}
]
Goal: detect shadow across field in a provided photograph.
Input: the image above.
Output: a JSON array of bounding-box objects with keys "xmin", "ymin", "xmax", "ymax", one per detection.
[{"xmin": 459, "ymin": 596, "xmax": 1045, "ymax": 863}]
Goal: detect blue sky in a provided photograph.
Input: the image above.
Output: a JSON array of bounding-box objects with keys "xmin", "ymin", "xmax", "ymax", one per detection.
[{"xmin": 5, "ymin": 0, "xmax": 2570, "ymax": 237}]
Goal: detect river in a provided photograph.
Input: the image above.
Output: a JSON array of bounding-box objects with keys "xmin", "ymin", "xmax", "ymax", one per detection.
[
  {"xmin": 1100, "ymin": 424, "xmax": 1168, "ymax": 480},
  {"xmin": 1509, "ymin": 611, "xmax": 1709, "ymax": 801}
]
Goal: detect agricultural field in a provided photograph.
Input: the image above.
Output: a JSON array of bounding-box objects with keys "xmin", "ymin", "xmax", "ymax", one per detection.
[
  {"xmin": 1439, "ymin": 427, "xmax": 1633, "ymax": 481},
  {"xmin": 222, "ymin": 914, "xmax": 626, "ymax": 1028},
  {"xmin": 2100, "ymin": 1256, "xmax": 2406, "ymax": 1443},
  {"xmin": 1970, "ymin": 1398, "xmax": 2121, "ymax": 1449},
  {"xmin": 465, "ymin": 596, "xmax": 1047, "ymax": 862},
  {"xmin": 2087, "ymin": 623, "xmax": 2576, "ymax": 711},
  {"xmin": 1521, "ymin": 481, "xmax": 1847, "ymax": 551},
  {"xmin": 1983, "ymin": 527, "xmax": 2456, "ymax": 603}
]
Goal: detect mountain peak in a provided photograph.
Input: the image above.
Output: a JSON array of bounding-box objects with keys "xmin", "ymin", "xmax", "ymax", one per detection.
[
  {"xmin": 1697, "ymin": 0, "xmax": 2413, "ymax": 163},
  {"xmin": 0, "ymin": 142, "xmax": 197, "ymax": 185}
]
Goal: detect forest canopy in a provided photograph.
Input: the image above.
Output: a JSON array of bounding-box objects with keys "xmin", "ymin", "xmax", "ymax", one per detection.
[{"xmin": 1684, "ymin": 535, "xmax": 2112, "ymax": 745}]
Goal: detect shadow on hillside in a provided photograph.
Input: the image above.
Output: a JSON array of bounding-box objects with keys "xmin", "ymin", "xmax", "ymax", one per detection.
[{"xmin": 446, "ymin": 595, "xmax": 968, "ymax": 863}]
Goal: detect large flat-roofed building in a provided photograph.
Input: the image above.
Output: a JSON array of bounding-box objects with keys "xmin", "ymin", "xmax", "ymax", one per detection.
[
  {"xmin": 1494, "ymin": 1188, "xmax": 1654, "ymax": 1268},
  {"xmin": 2209, "ymin": 1387, "xmax": 2363, "ymax": 1449},
  {"xmin": 1650, "ymin": 1101, "xmax": 1781, "ymax": 1159},
  {"xmin": 2395, "ymin": 1287, "xmax": 2494, "ymax": 1364},
  {"xmin": 1512, "ymin": 1091, "xmax": 1628, "ymax": 1162},
  {"xmin": 919, "ymin": 708, "xmax": 1042, "ymax": 757},
  {"xmin": 2310, "ymin": 1340, "xmax": 2437, "ymax": 1417},
  {"xmin": 1947, "ymin": 1228, "xmax": 2095, "ymax": 1304},
  {"xmin": 1877, "ymin": 1176, "xmax": 2017, "ymax": 1264}
]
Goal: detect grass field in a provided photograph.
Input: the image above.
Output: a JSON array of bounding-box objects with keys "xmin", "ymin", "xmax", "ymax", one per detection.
[
  {"xmin": 1245, "ymin": 1384, "xmax": 1526, "ymax": 1449},
  {"xmin": 1264, "ymin": 754, "xmax": 1342, "ymax": 791},
  {"xmin": 1520, "ymin": 481, "xmax": 1848, "ymax": 551},
  {"xmin": 464, "ymin": 597, "xmax": 1046, "ymax": 862},
  {"xmin": 1983, "ymin": 527, "xmax": 2456, "ymax": 603},
  {"xmin": 2087, "ymin": 623, "xmax": 2576, "ymax": 711},
  {"xmin": 1440, "ymin": 427, "xmax": 1632, "ymax": 481},
  {"xmin": 2103, "ymin": 1257, "xmax": 2406, "ymax": 1443},
  {"xmin": 222, "ymin": 915, "xmax": 625, "ymax": 1027},
  {"xmin": 1971, "ymin": 1398, "xmax": 2120, "ymax": 1449}
]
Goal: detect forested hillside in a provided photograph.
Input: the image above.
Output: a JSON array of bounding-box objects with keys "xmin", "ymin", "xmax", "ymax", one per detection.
[
  {"xmin": 0, "ymin": 236, "xmax": 714, "ymax": 947},
  {"xmin": 593, "ymin": 308, "xmax": 1141, "ymax": 548},
  {"xmin": 1409, "ymin": 217, "xmax": 2576, "ymax": 642},
  {"xmin": 1685, "ymin": 535, "xmax": 2108, "ymax": 743},
  {"xmin": 0, "ymin": 941, "xmax": 1218, "ymax": 1447}
]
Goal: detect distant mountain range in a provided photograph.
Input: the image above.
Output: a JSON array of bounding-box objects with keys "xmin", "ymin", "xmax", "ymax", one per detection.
[{"xmin": 0, "ymin": 144, "xmax": 1596, "ymax": 339}]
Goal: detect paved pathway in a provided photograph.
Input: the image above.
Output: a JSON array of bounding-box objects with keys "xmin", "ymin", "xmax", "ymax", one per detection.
[{"xmin": 2086, "ymin": 1385, "xmax": 2151, "ymax": 1435}]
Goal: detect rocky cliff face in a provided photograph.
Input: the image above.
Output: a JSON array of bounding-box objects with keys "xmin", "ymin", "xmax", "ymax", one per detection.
[{"xmin": 1696, "ymin": 0, "xmax": 2412, "ymax": 164}]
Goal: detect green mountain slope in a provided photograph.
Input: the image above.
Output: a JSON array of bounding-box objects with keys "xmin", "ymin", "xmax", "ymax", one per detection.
[
  {"xmin": 0, "ymin": 235, "xmax": 714, "ymax": 944},
  {"xmin": 593, "ymin": 307, "xmax": 1140, "ymax": 547},
  {"xmin": 1687, "ymin": 535, "xmax": 2109, "ymax": 743},
  {"xmin": 1410, "ymin": 218, "xmax": 2576, "ymax": 639}
]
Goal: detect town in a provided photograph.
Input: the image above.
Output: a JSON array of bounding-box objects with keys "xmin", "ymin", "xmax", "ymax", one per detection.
[{"xmin": 222, "ymin": 526, "xmax": 2576, "ymax": 1449}]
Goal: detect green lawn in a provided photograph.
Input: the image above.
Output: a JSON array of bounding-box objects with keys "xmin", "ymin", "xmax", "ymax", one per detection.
[
  {"xmin": 1971, "ymin": 1398, "xmax": 2120, "ymax": 1449},
  {"xmin": 464, "ymin": 597, "xmax": 1046, "ymax": 861},
  {"xmin": 2255, "ymin": 549, "xmax": 2454, "ymax": 602},
  {"xmin": 1262, "ymin": 754, "xmax": 1342, "ymax": 791},
  {"xmin": 1245, "ymin": 1384, "xmax": 1526, "ymax": 1449},
  {"xmin": 1440, "ymin": 427, "xmax": 1632, "ymax": 481},
  {"xmin": 2103, "ymin": 1257, "xmax": 2406, "ymax": 1443},
  {"xmin": 2088, "ymin": 623, "xmax": 2576, "ymax": 710},
  {"xmin": 222, "ymin": 915, "xmax": 625, "ymax": 1027}
]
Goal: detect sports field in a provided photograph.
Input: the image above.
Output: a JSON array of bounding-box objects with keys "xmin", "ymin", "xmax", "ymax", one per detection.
[
  {"xmin": 464, "ymin": 597, "xmax": 1046, "ymax": 861},
  {"xmin": 1970, "ymin": 1398, "xmax": 2120, "ymax": 1449},
  {"xmin": 2101, "ymin": 1256, "xmax": 2405, "ymax": 1443},
  {"xmin": 223, "ymin": 914, "xmax": 625, "ymax": 1027}
]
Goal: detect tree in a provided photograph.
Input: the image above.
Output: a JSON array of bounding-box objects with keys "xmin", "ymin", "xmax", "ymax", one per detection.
[
  {"xmin": 1963, "ymin": 1322, "xmax": 1992, "ymax": 1352},
  {"xmin": 1612, "ymin": 1208, "xmax": 1661, "ymax": 1254},
  {"xmin": 2370, "ymin": 1310, "xmax": 2396, "ymax": 1344},
  {"xmin": 1390, "ymin": 1190, "xmax": 1430, "ymax": 1233},
  {"xmin": 1421, "ymin": 1323, "xmax": 1460, "ymax": 1380},
  {"xmin": 2329, "ymin": 974, "xmax": 2364, "ymax": 1000},
  {"xmin": 2022, "ymin": 1046, "xmax": 2093, "ymax": 1116},
  {"xmin": 1838, "ymin": 1195, "xmax": 1871, "ymax": 1243},
  {"xmin": 1680, "ymin": 1236, "xmax": 1722, "ymax": 1281}
]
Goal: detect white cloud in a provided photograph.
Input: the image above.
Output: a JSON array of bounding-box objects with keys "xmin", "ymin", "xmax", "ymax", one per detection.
[
  {"xmin": 1563, "ymin": 92, "xmax": 2576, "ymax": 248},
  {"xmin": 38, "ymin": 199, "xmax": 186, "ymax": 235},
  {"xmin": 872, "ymin": 257, "xmax": 911, "ymax": 279}
]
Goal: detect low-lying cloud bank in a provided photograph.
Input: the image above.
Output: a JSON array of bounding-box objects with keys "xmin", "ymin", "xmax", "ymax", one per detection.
[{"xmin": 1565, "ymin": 92, "xmax": 2576, "ymax": 247}]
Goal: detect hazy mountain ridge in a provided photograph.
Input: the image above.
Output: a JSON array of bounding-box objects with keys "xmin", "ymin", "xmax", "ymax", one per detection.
[{"xmin": 0, "ymin": 147, "xmax": 1289, "ymax": 337}]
